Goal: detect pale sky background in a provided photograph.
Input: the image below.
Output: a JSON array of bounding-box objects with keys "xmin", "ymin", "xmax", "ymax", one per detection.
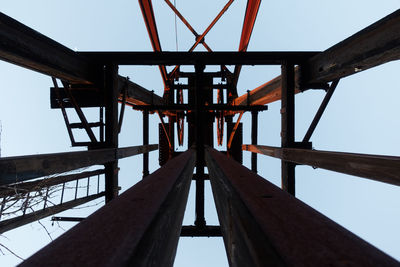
[{"xmin": 0, "ymin": 1, "xmax": 400, "ymax": 266}]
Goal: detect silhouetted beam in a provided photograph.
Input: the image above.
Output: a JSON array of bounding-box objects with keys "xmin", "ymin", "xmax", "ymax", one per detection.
[
  {"xmin": 180, "ymin": 226, "xmax": 222, "ymax": 237},
  {"xmin": 118, "ymin": 76, "xmax": 164, "ymax": 106},
  {"xmin": 22, "ymin": 149, "xmax": 196, "ymax": 267},
  {"xmin": 243, "ymin": 144, "xmax": 400, "ymax": 187},
  {"xmin": 79, "ymin": 51, "xmax": 318, "ymax": 65},
  {"xmin": 0, "ymin": 192, "xmax": 105, "ymax": 234},
  {"xmin": 0, "ymin": 12, "xmax": 96, "ymax": 84},
  {"xmin": 306, "ymin": 9, "xmax": 400, "ymax": 84},
  {"xmin": 0, "ymin": 12, "xmax": 162, "ymax": 106},
  {"xmin": 0, "ymin": 169, "xmax": 104, "ymax": 198},
  {"xmin": 0, "ymin": 145, "xmax": 158, "ymax": 185},
  {"xmin": 234, "ymin": 9, "xmax": 400, "ymax": 106},
  {"xmin": 205, "ymin": 147, "xmax": 398, "ymax": 266}
]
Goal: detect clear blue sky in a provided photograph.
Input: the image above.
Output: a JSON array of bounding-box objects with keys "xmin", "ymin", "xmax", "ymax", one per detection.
[{"xmin": 0, "ymin": 1, "xmax": 400, "ymax": 266}]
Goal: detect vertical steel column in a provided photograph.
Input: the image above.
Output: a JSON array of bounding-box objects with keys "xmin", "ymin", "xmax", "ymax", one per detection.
[
  {"xmin": 143, "ymin": 110, "xmax": 149, "ymax": 178},
  {"xmin": 251, "ymin": 111, "xmax": 258, "ymax": 173},
  {"xmin": 168, "ymin": 115, "xmax": 175, "ymax": 160},
  {"xmin": 104, "ymin": 64, "xmax": 119, "ymax": 202},
  {"xmin": 194, "ymin": 63, "xmax": 206, "ymax": 228},
  {"xmin": 281, "ymin": 62, "xmax": 295, "ymax": 195}
]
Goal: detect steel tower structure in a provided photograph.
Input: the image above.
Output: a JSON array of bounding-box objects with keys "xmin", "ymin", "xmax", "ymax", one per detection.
[{"xmin": 0, "ymin": 2, "xmax": 400, "ymax": 266}]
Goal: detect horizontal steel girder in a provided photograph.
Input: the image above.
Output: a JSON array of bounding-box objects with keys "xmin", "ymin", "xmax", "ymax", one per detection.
[
  {"xmin": 205, "ymin": 147, "xmax": 398, "ymax": 266},
  {"xmin": 22, "ymin": 149, "xmax": 196, "ymax": 267},
  {"xmin": 0, "ymin": 144, "xmax": 158, "ymax": 185},
  {"xmin": 78, "ymin": 51, "xmax": 319, "ymax": 65},
  {"xmin": 243, "ymin": 144, "xmax": 400, "ymax": 187}
]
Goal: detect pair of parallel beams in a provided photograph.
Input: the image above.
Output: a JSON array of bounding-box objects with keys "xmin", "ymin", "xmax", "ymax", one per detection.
[{"xmin": 21, "ymin": 149, "xmax": 399, "ymax": 266}]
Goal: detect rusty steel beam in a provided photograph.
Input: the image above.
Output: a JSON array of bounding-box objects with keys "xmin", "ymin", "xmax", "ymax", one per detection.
[
  {"xmin": 0, "ymin": 12, "xmax": 98, "ymax": 84},
  {"xmin": 233, "ymin": 10, "xmax": 400, "ymax": 107},
  {"xmin": 0, "ymin": 145, "xmax": 158, "ymax": 186},
  {"xmin": 0, "ymin": 12, "xmax": 162, "ymax": 106},
  {"xmin": 0, "ymin": 169, "xmax": 104, "ymax": 198},
  {"xmin": 22, "ymin": 149, "xmax": 196, "ymax": 267},
  {"xmin": 118, "ymin": 76, "xmax": 164, "ymax": 106},
  {"xmin": 305, "ymin": 9, "xmax": 400, "ymax": 84},
  {"xmin": 233, "ymin": 72, "xmax": 302, "ymax": 106},
  {"xmin": 205, "ymin": 147, "xmax": 398, "ymax": 266},
  {"xmin": 243, "ymin": 144, "xmax": 400, "ymax": 187},
  {"xmin": 233, "ymin": 0, "xmax": 261, "ymax": 85},
  {"xmin": 138, "ymin": 0, "xmax": 169, "ymax": 88},
  {"xmin": 0, "ymin": 192, "xmax": 105, "ymax": 234}
]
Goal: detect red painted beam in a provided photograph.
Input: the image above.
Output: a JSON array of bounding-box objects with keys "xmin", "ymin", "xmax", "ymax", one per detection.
[
  {"xmin": 233, "ymin": 0, "xmax": 261, "ymax": 85},
  {"xmin": 138, "ymin": 0, "xmax": 168, "ymax": 88}
]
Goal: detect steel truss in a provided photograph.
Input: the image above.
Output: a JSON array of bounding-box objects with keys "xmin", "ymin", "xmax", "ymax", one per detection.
[{"xmin": 0, "ymin": 6, "xmax": 399, "ymax": 266}]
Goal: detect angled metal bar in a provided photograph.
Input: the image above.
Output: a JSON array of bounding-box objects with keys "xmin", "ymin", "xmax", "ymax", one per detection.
[
  {"xmin": 51, "ymin": 78, "xmax": 76, "ymax": 145},
  {"xmin": 243, "ymin": 144, "xmax": 400, "ymax": 187},
  {"xmin": 0, "ymin": 192, "xmax": 105, "ymax": 234},
  {"xmin": 0, "ymin": 145, "xmax": 158, "ymax": 185},
  {"xmin": 138, "ymin": 0, "xmax": 169, "ymax": 88},
  {"xmin": 61, "ymin": 81, "xmax": 98, "ymax": 143},
  {"xmin": 233, "ymin": 0, "xmax": 262, "ymax": 85},
  {"xmin": 157, "ymin": 111, "xmax": 173, "ymax": 149},
  {"xmin": 227, "ymin": 111, "xmax": 244, "ymax": 149},
  {"xmin": 22, "ymin": 149, "xmax": 196, "ymax": 267},
  {"xmin": 190, "ymin": 0, "xmax": 234, "ymax": 48},
  {"xmin": 117, "ymin": 78, "xmax": 128, "ymax": 134},
  {"xmin": 205, "ymin": 147, "xmax": 399, "ymax": 266},
  {"xmin": 302, "ymin": 79, "xmax": 339, "ymax": 142},
  {"xmin": 0, "ymin": 170, "xmax": 104, "ymax": 198},
  {"xmin": 165, "ymin": 0, "xmax": 234, "ymax": 77}
]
